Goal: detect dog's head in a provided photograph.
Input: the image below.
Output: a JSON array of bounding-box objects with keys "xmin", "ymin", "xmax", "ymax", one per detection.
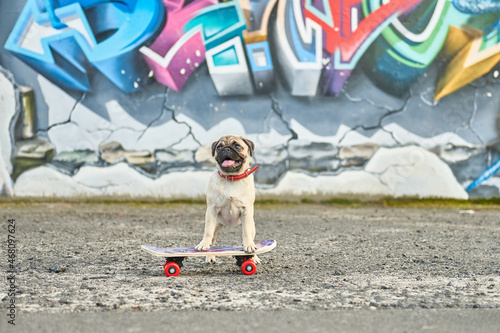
[{"xmin": 212, "ymin": 135, "xmax": 254, "ymax": 175}]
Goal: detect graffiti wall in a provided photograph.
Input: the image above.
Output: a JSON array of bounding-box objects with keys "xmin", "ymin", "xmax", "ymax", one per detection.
[{"xmin": 1, "ymin": 0, "xmax": 500, "ymax": 199}]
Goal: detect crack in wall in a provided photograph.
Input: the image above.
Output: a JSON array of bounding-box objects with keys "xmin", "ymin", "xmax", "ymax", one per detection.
[
  {"xmin": 244, "ymin": 94, "xmax": 299, "ymax": 183},
  {"xmin": 340, "ymin": 89, "xmax": 413, "ymax": 146},
  {"xmin": 371, "ymin": 162, "xmax": 415, "ymax": 189},
  {"xmin": 39, "ymin": 93, "xmax": 87, "ymax": 135},
  {"xmin": 254, "ymin": 90, "xmax": 419, "ymax": 186},
  {"xmin": 73, "ymin": 178, "xmax": 124, "ymax": 191},
  {"xmin": 270, "ymin": 93, "xmax": 298, "ymax": 143},
  {"xmin": 137, "ymin": 87, "xmax": 169, "ymax": 142},
  {"xmin": 41, "ymin": 90, "xmax": 176, "ymax": 151},
  {"xmin": 163, "ymin": 89, "xmax": 202, "ymax": 148},
  {"xmin": 37, "ymin": 87, "xmax": 205, "ymax": 179},
  {"xmin": 465, "ymin": 88, "xmax": 500, "ymax": 193},
  {"xmin": 468, "ymin": 90, "xmax": 486, "ymax": 146}
]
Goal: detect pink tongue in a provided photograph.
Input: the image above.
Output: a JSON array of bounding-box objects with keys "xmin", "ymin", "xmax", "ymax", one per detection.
[{"xmin": 222, "ymin": 160, "xmax": 235, "ymax": 167}]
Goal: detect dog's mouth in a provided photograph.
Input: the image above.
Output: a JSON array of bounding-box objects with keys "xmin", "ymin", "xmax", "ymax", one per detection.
[
  {"xmin": 221, "ymin": 158, "xmax": 242, "ymax": 169},
  {"xmin": 216, "ymin": 145, "xmax": 246, "ymax": 173},
  {"xmin": 217, "ymin": 149, "xmax": 244, "ymax": 172},
  {"xmin": 221, "ymin": 159, "xmax": 241, "ymax": 168}
]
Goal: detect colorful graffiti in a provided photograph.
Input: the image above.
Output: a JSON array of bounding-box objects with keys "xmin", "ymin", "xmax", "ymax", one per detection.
[
  {"xmin": 4, "ymin": 0, "xmax": 164, "ymax": 92},
  {"xmin": 4, "ymin": 0, "xmax": 500, "ymax": 99}
]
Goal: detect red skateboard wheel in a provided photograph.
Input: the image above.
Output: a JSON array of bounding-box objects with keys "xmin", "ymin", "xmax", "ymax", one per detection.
[
  {"xmin": 164, "ymin": 262, "xmax": 180, "ymax": 277},
  {"xmin": 241, "ymin": 259, "xmax": 256, "ymax": 275}
]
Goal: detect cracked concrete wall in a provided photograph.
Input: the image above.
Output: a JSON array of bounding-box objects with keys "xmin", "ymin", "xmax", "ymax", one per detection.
[{"xmin": 1, "ymin": 1, "xmax": 500, "ymax": 200}]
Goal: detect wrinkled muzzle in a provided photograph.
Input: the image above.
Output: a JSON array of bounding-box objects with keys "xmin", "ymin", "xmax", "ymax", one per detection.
[{"xmin": 217, "ymin": 147, "xmax": 244, "ymax": 172}]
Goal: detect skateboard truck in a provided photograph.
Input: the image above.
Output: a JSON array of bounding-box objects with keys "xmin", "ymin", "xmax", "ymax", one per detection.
[
  {"xmin": 163, "ymin": 257, "xmax": 184, "ymax": 277},
  {"xmin": 234, "ymin": 255, "xmax": 257, "ymax": 275},
  {"xmin": 235, "ymin": 255, "xmax": 257, "ymax": 275}
]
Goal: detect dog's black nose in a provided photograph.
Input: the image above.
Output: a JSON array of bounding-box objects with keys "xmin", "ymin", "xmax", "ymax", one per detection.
[{"xmin": 222, "ymin": 147, "xmax": 232, "ymax": 153}]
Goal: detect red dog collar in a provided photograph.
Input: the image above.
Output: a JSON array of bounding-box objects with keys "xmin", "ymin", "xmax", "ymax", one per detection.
[{"xmin": 218, "ymin": 165, "xmax": 259, "ymax": 181}]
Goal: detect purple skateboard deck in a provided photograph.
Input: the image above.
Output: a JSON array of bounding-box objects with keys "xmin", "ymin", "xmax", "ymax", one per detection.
[{"xmin": 141, "ymin": 239, "xmax": 276, "ymax": 257}]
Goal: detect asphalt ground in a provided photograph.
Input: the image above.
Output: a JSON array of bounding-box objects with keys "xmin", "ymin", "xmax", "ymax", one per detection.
[{"xmin": 1, "ymin": 202, "xmax": 499, "ymax": 331}]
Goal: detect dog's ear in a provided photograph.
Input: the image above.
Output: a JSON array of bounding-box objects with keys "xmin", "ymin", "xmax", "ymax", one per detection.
[
  {"xmin": 240, "ymin": 137, "xmax": 255, "ymax": 157},
  {"xmin": 211, "ymin": 139, "xmax": 221, "ymax": 157}
]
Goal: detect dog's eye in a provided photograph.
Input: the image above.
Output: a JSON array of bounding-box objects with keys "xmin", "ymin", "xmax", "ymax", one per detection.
[
  {"xmin": 234, "ymin": 144, "xmax": 241, "ymax": 150},
  {"xmin": 217, "ymin": 145, "xmax": 222, "ymax": 151}
]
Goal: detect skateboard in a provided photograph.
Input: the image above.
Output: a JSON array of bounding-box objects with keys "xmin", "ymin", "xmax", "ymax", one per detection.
[{"xmin": 141, "ymin": 239, "xmax": 276, "ymax": 276}]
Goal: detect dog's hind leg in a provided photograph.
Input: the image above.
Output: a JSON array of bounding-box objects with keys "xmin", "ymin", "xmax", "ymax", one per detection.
[
  {"xmin": 206, "ymin": 223, "xmax": 223, "ymax": 264},
  {"xmin": 212, "ymin": 223, "xmax": 223, "ymax": 246}
]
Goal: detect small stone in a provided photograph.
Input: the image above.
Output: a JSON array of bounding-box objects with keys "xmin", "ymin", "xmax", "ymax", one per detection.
[
  {"xmin": 80, "ymin": 283, "xmax": 95, "ymax": 291},
  {"xmin": 49, "ymin": 264, "xmax": 67, "ymax": 273}
]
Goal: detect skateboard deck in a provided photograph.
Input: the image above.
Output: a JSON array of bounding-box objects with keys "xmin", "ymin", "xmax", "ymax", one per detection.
[
  {"xmin": 141, "ymin": 239, "xmax": 277, "ymax": 276},
  {"xmin": 141, "ymin": 239, "xmax": 276, "ymax": 257}
]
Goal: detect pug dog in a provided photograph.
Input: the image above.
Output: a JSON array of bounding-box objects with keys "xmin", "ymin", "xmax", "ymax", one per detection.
[{"xmin": 195, "ymin": 135, "xmax": 259, "ymax": 263}]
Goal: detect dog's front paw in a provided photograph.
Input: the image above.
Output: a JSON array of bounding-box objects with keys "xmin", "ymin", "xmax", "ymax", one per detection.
[
  {"xmin": 243, "ymin": 242, "xmax": 257, "ymax": 253},
  {"xmin": 195, "ymin": 241, "xmax": 211, "ymax": 252}
]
